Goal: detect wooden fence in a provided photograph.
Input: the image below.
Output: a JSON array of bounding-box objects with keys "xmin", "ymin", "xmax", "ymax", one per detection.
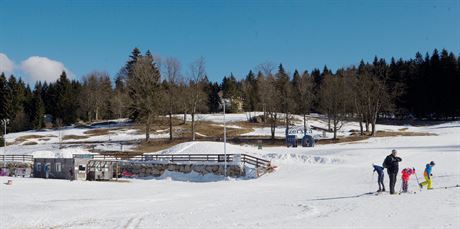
[
  {"xmin": 77, "ymin": 153, "xmax": 272, "ymax": 170},
  {"xmin": 0, "ymin": 154, "xmax": 34, "ymax": 163}
]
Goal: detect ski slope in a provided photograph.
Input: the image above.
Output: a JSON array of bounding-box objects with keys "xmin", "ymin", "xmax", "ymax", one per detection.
[{"xmin": 1, "ymin": 122, "xmax": 459, "ymax": 228}]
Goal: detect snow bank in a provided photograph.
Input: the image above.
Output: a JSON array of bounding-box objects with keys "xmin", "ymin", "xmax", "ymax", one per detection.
[
  {"xmin": 263, "ymin": 153, "xmax": 343, "ymax": 165},
  {"xmin": 131, "ymin": 170, "xmax": 235, "ymax": 183}
]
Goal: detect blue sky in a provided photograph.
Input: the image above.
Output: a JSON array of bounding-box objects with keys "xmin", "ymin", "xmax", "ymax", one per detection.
[{"xmin": 0, "ymin": 0, "xmax": 459, "ymax": 84}]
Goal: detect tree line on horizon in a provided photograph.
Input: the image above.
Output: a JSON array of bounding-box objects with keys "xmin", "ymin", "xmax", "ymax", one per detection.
[{"xmin": 0, "ymin": 48, "xmax": 459, "ymax": 142}]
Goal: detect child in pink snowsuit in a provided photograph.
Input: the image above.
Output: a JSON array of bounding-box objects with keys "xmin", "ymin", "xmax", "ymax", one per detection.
[{"xmin": 401, "ymin": 168, "xmax": 415, "ymax": 193}]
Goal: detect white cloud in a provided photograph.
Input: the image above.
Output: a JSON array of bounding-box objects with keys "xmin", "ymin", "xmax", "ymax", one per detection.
[
  {"xmin": 0, "ymin": 53, "xmax": 15, "ymax": 75},
  {"xmin": 20, "ymin": 56, "xmax": 73, "ymax": 82}
]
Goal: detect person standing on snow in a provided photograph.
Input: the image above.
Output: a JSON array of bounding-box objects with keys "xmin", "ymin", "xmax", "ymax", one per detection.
[
  {"xmin": 401, "ymin": 168, "xmax": 415, "ymax": 193},
  {"xmin": 420, "ymin": 161, "xmax": 435, "ymax": 190},
  {"xmin": 69, "ymin": 168, "xmax": 74, "ymax": 181},
  {"xmin": 373, "ymin": 164, "xmax": 385, "ymax": 192},
  {"xmin": 383, "ymin": 149, "xmax": 402, "ymax": 194},
  {"xmin": 44, "ymin": 164, "xmax": 50, "ymax": 179}
]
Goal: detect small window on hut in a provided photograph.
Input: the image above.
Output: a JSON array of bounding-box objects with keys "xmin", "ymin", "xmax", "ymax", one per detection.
[
  {"xmin": 78, "ymin": 165, "xmax": 86, "ymax": 171},
  {"xmin": 56, "ymin": 163, "xmax": 62, "ymax": 172}
]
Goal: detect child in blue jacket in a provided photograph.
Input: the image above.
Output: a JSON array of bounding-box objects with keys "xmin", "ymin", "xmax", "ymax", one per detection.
[
  {"xmin": 420, "ymin": 161, "xmax": 435, "ymax": 190},
  {"xmin": 373, "ymin": 164, "xmax": 385, "ymax": 192}
]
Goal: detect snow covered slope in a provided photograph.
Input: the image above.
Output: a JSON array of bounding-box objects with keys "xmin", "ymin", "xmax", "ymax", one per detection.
[{"xmin": 1, "ymin": 122, "xmax": 459, "ymax": 228}]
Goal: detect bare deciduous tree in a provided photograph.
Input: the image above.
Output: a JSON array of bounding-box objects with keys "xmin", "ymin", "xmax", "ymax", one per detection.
[
  {"xmin": 163, "ymin": 57, "xmax": 181, "ymax": 141},
  {"xmin": 256, "ymin": 73, "xmax": 280, "ymax": 140},
  {"xmin": 293, "ymin": 70, "xmax": 314, "ymax": 133},
  {"xmin": 274, "ymin": 64, "xmax": 294, "ymax": 132},
  {"xmin": 355, "ymin": 61, "xmax": 394, "ymax": 136},
  {"xmin": 188, "ymin": 57, "xmax": 208, "ymax": 141},
  {"xmin": 111, "ymin": 73, "xmax": 130, "ymax": 119},
  {"xmin": 319, "ymin": 73, "xmax": 352, "ymax": 140},
  {"xmin": 79, "ymin": 71, "xmax": 112, "ymax": 122},
  {"xmin": 255, "ymin": 62, "xmax": 275, "ymax": 122}
]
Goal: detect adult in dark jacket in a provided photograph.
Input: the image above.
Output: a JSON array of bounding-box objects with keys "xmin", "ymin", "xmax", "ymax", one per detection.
[{"xmin": 383, "ymin": 149, "xmax": 402, "ymax": 194}]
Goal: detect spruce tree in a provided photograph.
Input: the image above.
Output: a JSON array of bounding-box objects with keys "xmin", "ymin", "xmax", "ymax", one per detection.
[
  {"xmin": 31, "ymin": 83, "xmax": 45, "ymax": 129},
  {"xmin": 0, "ymin": 73, "xmax": 13, "ymax": 121},
  {"xmin": 242, "ymin": 70, "xmax": 258, "ymax": 112},
  {"xmin": 7, "ymin": 76, "xmax": 29, "ymax": 131},
  {"xmin": 207, "ymin": 82, "xmax": 221, "ymax": 113},
  {"xmin": 55, "ymin": 71, "xmax": 79, "ymax": 125},
  {"xmin": 275, "ymin": 64, "xmax": 293, "ymax": 128}
]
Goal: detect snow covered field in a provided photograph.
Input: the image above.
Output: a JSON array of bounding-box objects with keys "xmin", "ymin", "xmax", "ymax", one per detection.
[{"xmin": 1, "ymin": 121, "xmax": 459, "ymax": 228}]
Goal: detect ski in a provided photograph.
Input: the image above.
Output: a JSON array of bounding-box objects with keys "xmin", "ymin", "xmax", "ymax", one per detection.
[{"xmin": 431, "ymin": 184, "xmax": 460, "ymax": 190}]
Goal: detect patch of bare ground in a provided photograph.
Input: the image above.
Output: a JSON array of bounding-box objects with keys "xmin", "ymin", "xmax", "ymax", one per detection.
[
  {"xmin": 136, "ymin": 121, "xmax": 254, "ymax": 139},
  {"xmin": 83, "ymin": 129, "xmax": 110, "ymax": 136},
  {"xmin": 130, "ymin": 116, "xmax": 186, "ymax": 135},
  {"xmin": 98, "ymin": 150, "xmax": 145, "ymax": 158},
  {"xmin": 135, "ymin": 139, "xmax": 189, "ymax": 153},
  {"xmin": 14, "ymin": 134, "xmax": 56, "ymax": 144},
  {"xmin": 196, "ymin": 121, "xmax": 253, "ymax": 138},
  {"xmin": 374, "ymin": 130, "xmax": 435, "ymax": 137},
  {"xmin": 62, "ymin": 135, "xmax": 90, "ymax": 140},
  {"xmin": 232, "ymin": 120, "xmax": 269, "ymax": 129},
  {"xmin": 65, "ymin": 128, "xmax": 120, "ymax": 139},
  {"xmin": 22, "ymin": 141, "xmax": 38, "ymax": 145}
]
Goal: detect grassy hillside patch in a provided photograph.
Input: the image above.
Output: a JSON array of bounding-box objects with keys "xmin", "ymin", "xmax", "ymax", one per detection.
[
  {"xmin": 374, "ymin": 130, "xmax": 436, "ymax": 137},
  {"xmin": 83, "ymin": 129, "xmax": 110, "ymax": 136},
  {"xmin": 14, "ymin": 134, "xmax": 56, "ymax": 144},
  {"xmin": 135, "ymin": 139, "xmax": 189, "ymax": 153},
  {"xmin": 22, "ymin": 141, "xmax": 38, "ymax": 145},
  {"xmin": 62, "ymin": 135, "xmax": 90, "ymax": 140}
]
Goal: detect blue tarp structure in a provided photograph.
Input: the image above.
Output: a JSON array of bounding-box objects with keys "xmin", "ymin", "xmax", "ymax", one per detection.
[
  {"xmin": 286, "ymin": 135, "xmax": 297, "ymax": 147},
  {"xmin": 285, "ymin": 126, "xmax": 315, "ymax": 147},
  {"xmin": 302, "ymin": 135, "xmax": 315, "ymax": 147}
]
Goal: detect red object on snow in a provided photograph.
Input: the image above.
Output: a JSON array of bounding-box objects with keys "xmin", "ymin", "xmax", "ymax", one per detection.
[{"xmin": 122, "ymin": 171, "xmax": 134, "ymax": 177}]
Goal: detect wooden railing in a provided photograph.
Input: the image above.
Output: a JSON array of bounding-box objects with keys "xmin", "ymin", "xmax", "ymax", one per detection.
[
  {"xmin": 0, "ymin": 154, "xmax": 34, "ymax": 163},
  {"xmin": 78, "ymin": 153, "xmax": 272, "ymax": 169}
]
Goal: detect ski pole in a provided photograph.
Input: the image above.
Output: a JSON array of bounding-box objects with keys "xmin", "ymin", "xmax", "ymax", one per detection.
[
  {"xmin": 414, "ymin": 169, "xmax": 422, "ymax": 191},
  {"xmin": 414, "ymin": 170, "xmax": 420, "ymax": 185},
  {"xmin": 369, "ymin": 171, "xmax": 375, "ymax": 193}
]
